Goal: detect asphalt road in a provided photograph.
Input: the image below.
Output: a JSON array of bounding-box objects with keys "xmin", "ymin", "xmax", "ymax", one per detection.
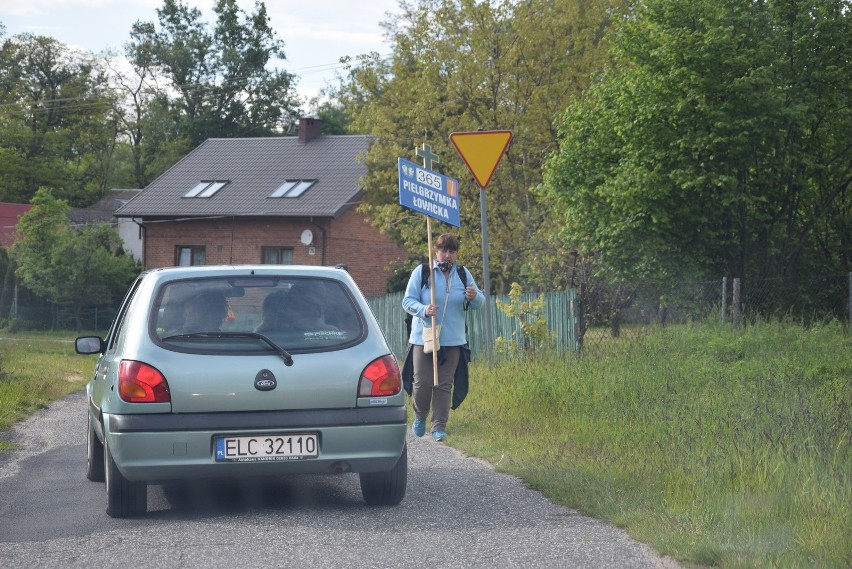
[{"xmin": 0, "ymin": 391, "xmax": 680, "ymax": 568}]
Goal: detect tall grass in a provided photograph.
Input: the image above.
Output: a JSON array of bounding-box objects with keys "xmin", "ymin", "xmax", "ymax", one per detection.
[
  {"xmin": 0, "ymin": 333, "xmax": 95, "ymax": 442},
  {"xmin": 450, "ymin": 320, "xmax": 851, "ymax": 568}
]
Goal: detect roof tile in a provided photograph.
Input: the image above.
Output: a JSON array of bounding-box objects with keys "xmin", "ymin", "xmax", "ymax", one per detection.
[{"xmin": 117, "ymin": 136, "xmax": 371, "ymax": 219}]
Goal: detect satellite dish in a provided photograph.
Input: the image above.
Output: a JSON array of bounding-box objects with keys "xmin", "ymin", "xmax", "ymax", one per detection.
[{"xmin": 300, "ymin": 229, "xmax": 313, "ymax": 245}]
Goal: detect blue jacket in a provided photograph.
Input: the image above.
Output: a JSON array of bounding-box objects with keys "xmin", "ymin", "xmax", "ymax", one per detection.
[{"xmin": 402, "ymin": 261, "xmax": 484, "ymax": 347}]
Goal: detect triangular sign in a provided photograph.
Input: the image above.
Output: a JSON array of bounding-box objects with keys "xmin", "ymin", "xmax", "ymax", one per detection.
[{"xmin": 449, "ymin": 130, "xmax": 513, "ymax": 188}]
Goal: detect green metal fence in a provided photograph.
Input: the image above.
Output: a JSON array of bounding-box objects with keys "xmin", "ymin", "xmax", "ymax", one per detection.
[
  {"xmin": 7, "ymin": 273, "xmax": 849, "ymax": 351},
  {"xmin": 367, "ymin": 289, "xmax": 580, "ymax": 360}
]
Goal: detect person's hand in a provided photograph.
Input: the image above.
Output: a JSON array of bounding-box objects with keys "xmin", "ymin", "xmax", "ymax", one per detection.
[
  {"xmin": 425, "ymin": 304, "xmax": 438, "ymax": 317},
  {"xmin": 465, "ymin": 286, "xmax": 475, "ymax": 300}
]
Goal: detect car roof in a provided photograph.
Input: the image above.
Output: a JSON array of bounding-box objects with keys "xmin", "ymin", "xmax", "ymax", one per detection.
[{"xmin": 142, "ymin": 265, "xmax": 352, "ymax": 280}]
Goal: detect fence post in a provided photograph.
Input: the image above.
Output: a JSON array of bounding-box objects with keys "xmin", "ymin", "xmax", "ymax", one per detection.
[
  {"xmin": 732, "ymin": 277, "xmax": 741, "ymax": 329},
  {"xmin": 721, "ymin": 276, "xmax": 727, "ymax": 323},
  {"xmin": 11, "ymin": 281, "xmax": 18, "ymax": 320},
  {"xmin": 848, "ymin": 271, "xmax": 851, "ymax": 327}
]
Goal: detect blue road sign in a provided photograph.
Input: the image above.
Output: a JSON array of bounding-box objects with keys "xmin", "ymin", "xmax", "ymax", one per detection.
[{"xmin": 398, "ymin": 157, "xmax": 461, "ymax": 227}]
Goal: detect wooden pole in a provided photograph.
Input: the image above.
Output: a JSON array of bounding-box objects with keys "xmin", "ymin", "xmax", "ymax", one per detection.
[
  {"xmin": 415, "ymin": 142, "xmax": 442, "ymax": 386},
  {"xmin": 426, "ymin": 218, "xmax": 439, "ymax": 386}
]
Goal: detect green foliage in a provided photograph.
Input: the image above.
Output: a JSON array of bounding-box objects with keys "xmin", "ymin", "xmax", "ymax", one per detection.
[
  {"xmin": 541, "ymin": 0, "xmax": 852, "ymax": 282},
  {"xmin": 0, "ymin": 34, "xmax": 122, "ymax": 205},
  {"xmin": 127, "ymin": 0, "xmax": 301, "ymax": 148},
  {"xmin": 494, "ymin": 282, "xmax": 553, "ymax": 355},
  {"xmin": 11, "ymin": 189, "xmax": 140, "ymax": 330},
  {"xmin": 309, "ymin": 95, "xmax": 354, "ymax": 135},
  {"xmin": 339, "ymin": 0, "xmax": 621, "ymax": 292},
  {"xmin": 451, "ymin": 320, "xmax": 851, "ymax": 567},
  {"xmin": 385, "ymin": 255, "xmax": 426, "ymax": 294}
]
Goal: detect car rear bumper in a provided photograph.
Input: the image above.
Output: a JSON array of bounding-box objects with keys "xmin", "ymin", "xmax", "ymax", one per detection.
[{"xmin": 103, "ymin": 407, "xmax": 407, "ymax": 481}]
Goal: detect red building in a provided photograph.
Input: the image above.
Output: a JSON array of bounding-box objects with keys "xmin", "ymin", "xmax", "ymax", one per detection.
[{"xmin": 0, "ymin": 202, "xmax": 34, "ymax": 248}]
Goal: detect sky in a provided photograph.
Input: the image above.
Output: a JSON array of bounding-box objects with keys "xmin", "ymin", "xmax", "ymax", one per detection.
[{"xmin": 0, "ymin": 0, "xmax": 399, "ymax": 103}]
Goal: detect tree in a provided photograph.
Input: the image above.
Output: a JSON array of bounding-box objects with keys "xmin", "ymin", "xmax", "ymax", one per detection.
[
  {"xmin": 309, "ymin": 95, "xmax": 354, "ymax": 135},
  {"xmin": 103, "ymin": 41, "xmax": 180, "ymax": 189},
  {"xmin": 338, "ymin": 0, "xmax": 620, "ymax": 292},
  {"xmin": 0, "ymin": 34, "xmax": 122, "ymax": 205},
  {"xmin": 541, "ymin": 0, "xmax": 852, "ymax": 284},
  {"xmin": 12, "ymin": 188, "xmax": 139, "ymax": 330},
  {"xmin": 126, "ymin": 0, "xmax": 302, "ymax": 148}
]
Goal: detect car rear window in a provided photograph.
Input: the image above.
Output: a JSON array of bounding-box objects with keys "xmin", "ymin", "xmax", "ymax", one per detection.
[{"xmin": 152, "ymin": 276, "xmax": 363, "ymax": 352}]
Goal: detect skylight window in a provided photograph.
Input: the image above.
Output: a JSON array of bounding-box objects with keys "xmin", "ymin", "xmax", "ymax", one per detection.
[
  {"xmin": 184, "ymin": 180, "xmax": 229, "ymax": 198},
  {"xmin": 270, "ymin": 180, "xmax": 315, "ymax": 198}
]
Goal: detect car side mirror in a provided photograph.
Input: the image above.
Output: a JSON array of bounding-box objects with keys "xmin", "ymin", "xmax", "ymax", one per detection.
[{"xmin": 75, "ymin": 336, "xmax": 105, "ymax": 355}]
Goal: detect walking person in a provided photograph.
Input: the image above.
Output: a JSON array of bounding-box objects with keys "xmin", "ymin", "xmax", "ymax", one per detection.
[{"xmin": 402, "ymin": 233, "xmax": 484, "ymax": 442}]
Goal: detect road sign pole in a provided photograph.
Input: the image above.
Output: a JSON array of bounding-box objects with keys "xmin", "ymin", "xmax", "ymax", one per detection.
[
  {"xmin": 479, "ymin": 186, "xmax": 493, "ymax": 363},
  {"xmin": 449, "ymin": 130, "xmax": 513, "ymax": 365}
]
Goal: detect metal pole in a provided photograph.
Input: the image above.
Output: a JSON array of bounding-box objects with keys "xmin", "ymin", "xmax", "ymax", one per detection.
[
  {"xmin": 721, "ymin": 276, "xmax": 727, "ymax": 323},
  {"xmin": 479, "ymin": 186, "xmax": 493, "ymax": 362}
]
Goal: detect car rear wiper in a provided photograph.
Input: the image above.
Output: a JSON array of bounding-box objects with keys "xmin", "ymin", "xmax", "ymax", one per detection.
[
  {"xmin": 160, "ymin": 332, "xmax": 294, "ymax": 366},
  {"xmin": 250, "ymin": 332, "xmax": 295, "ymax": 366}
]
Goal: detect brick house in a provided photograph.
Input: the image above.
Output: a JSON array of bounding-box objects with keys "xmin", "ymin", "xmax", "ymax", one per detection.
[{"xmin": 115, "ymin": 119, "xmax": 410, "ymax": 296}]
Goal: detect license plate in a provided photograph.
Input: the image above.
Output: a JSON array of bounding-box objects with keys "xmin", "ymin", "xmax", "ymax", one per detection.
[{"xmin": 214, "ymin": 434, "xmax": 318, "ymax": 462}]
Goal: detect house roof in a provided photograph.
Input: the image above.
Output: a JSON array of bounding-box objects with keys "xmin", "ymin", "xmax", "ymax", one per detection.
[
  {"xmin": 68, "ymin": 189, "xmax": 142, "ymax": 225},
  {"xmin": 0, "ymin": 202, "xmax": 34, "ymax": 247},
  {"xmin": 116, "ymin": 135, "xmax": 371, "ymax": 219}
]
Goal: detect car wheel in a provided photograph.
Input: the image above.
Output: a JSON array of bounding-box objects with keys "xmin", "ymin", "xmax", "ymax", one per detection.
[
  {"xmin": 359, "ymin": 443, "xmax": 407, "ymax": 506},
  {"xmin": 104, "ymin": 436, "xmax": 147, "ymax": 517},
  {"xmin": 86, "ymin": 412, "xmax": 105, "ymax": 482}
]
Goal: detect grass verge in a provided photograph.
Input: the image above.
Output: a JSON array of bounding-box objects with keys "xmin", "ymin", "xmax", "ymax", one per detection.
[
  {"xmin": 0, "ymin": 332, "xmax": 96, "ymax": 443},
  {"xmin": 450, "ymin": 320, "xmax": 850, "ymax": 568}
]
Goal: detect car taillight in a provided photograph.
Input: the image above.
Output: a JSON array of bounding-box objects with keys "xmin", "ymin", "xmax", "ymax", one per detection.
[
  {"xmin": 118, "ymin": 360, "xmax": 171, "ymax": 403},
  {"xmin": 358, "ymin": 355, "xmax": 402, "ymax": 397}
]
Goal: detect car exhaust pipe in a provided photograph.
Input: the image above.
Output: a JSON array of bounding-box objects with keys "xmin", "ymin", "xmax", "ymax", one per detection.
[{"xmin": 329, "ymin": 461, "xmax": 351, "ymax": 474}]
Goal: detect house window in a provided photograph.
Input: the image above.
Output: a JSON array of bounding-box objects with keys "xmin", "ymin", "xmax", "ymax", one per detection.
[
  {"xmin": 184, "ymin": 181, "xmax": 229, "ymax": 198},
  {"xmin": 261, "ymin": 247, "xmax": 293, "ymax": 265},
  {"xmin": 269, "ymin": 180, "xmax": 315, "ymax": 198},
  {"xmin": 176, "ymin": 246, "xmax": 206, "ymax": 266}
]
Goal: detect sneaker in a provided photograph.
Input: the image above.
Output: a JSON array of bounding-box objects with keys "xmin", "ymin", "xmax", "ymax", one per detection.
[
  {"xmin": 412, "ymin": 418, "xmax": 426, "ymax": 437},
  {"xmin": 431, "ymin": 430, "xmax": 447, "ymax": 442}
]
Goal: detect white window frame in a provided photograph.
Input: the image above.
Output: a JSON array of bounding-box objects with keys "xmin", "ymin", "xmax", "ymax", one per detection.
[
  {"xmin": 184, "ymin": 181, "xmax": 229, "ymax": 198},
  {"xmin": 269, "ymin": 180, "xmax": 315, "ymax": 198}
]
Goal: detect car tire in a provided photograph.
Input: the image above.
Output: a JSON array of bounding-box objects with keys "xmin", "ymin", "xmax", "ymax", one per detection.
[
  {"xmin": 359, "ymin": 443, "xmax": 407, "ymax": 506},
  {"xmin": 86, "ymin": 412, "xmax": 105, "ymax": 482},
  {"xmin": 104, "ymin": 436, "xmax": 147, "ymax": 518}
]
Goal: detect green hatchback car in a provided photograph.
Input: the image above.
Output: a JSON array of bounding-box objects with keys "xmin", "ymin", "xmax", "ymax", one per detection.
[{"xmin": 76, "ymin": 265, "xmax": 407, "ymax": 517}]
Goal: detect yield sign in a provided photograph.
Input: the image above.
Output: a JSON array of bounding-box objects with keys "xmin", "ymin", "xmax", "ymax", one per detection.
[{"xmin": 449, "ymin": 130, "xmax": 513, "ymax": 188}]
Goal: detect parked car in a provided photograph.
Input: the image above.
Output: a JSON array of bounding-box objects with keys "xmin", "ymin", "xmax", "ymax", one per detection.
[{"xmin": 76, "ymin": 265, "xmax": 407, "ymax": 517}]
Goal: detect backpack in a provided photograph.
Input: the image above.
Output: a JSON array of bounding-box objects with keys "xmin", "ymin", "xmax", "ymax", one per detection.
[{"xmin": 405, "ymin": 262, "xmax": 469, "ymax": 339}]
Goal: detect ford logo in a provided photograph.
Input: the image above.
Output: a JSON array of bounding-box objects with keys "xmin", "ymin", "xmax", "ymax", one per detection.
[{"xmin": 254, "ymin": 369, "xmax": 277, "ymax": 391}]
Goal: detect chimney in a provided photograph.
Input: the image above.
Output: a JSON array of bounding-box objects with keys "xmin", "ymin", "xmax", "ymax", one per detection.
[{"xmin": 298, "ymin": 117, "xmax": 323, "ymax": 143}]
